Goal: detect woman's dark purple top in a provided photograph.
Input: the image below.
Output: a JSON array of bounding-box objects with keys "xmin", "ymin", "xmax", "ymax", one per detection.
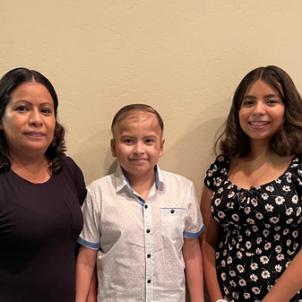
[{"xmin": 0, "ymin": 157, "xmax": 86, "ymax": 302}]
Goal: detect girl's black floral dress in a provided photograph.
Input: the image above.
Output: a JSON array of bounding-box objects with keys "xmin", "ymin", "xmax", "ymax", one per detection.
[{"xmin": 204, "ymin": 155, "xmax": 302, "ymax": 302}]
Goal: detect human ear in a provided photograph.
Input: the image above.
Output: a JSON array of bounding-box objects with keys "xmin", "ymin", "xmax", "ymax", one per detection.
[
  {"xmin": 160, "ymin": 138, "xmax": 165, "ymax": 157},
  {"xmin": 111, "ymin": 139, "xmax": 116, "ymax": 157}
]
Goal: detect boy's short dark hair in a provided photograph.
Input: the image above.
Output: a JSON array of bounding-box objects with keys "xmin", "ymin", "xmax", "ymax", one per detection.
[
  {"xmin": 111, "ymin": 104, "xmax": 164, "ymax": 134},
  {"xmin": 216, "ymin": 65, "xmax": 302, "ymax": 157}
]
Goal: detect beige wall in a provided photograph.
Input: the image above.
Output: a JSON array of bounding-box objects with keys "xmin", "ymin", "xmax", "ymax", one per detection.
[{"xmin": 1, "ymin": 0, "xmax": 302, "ymax": 196}]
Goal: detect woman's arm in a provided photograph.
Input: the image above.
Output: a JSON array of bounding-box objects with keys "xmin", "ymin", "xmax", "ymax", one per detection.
[
  {"xmin": 86, "ymin": 268, "xmax": 97, "ymax": 302},
  {"xmin": 76, "ymin": 246, "xmax": 97, "ymax": 302},
  {"xmin": 183, "ymin": 237, "xmax": 204, "ymax": 302},
  {"xmin": 262, "ymin": 249, "xmax": 302, "ymax": 302},
  {"xmin": 200, "ymin": 186, "xmax": 224, "ymax": 302}
]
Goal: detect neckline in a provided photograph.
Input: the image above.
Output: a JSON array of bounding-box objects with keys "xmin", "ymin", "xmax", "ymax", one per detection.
[
  {"xmin": 9, "ymin": 168, "xmax": 54, "ymax": 186},
  {"xmin": 224, "ymin": 155, "xmax": 298, "ymax": 191}
]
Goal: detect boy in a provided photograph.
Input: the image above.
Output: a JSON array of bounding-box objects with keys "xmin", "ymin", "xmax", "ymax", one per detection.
[{"xmin": 76, "ymin": 104, "xmax": 204, "ymax": 302}]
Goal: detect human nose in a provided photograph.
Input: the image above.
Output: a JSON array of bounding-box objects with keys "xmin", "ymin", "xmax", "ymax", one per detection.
[
  {"xmin": 29, "ymin": 109, "xmax": 43, "ymax": 126},
  {"xmin": 253, "ymin": 100, "xmax": 266, "ymax": 114},
  {"xmin": 133, "ymin": 141, "xmax": 145, "ymax": 154}
]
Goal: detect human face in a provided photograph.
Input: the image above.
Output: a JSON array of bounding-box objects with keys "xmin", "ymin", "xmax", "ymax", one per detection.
[
  {"xmin": 111, "ymin": 110, "xmax": 164, "ymax": 184},
  {"xmin": 0, "ymin": 82, "xmax": 56, "ymax": 158},
  {"xmin": 239, "ymin": 79, "xmax": 285, "ymax": 145}
]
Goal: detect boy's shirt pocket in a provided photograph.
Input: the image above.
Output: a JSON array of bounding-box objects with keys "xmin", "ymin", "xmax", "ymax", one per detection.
[{"xmin": 160, "ymin": 207, "xmax": 187, "ymax": 241}]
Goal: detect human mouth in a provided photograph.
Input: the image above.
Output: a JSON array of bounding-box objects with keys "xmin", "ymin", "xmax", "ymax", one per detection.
[
  {"xmin": 248, "ymin": 121, "xmax": 270, "ymax": 129},
  {"xmin": 24, "ymin": 131, "xmax": 46, "ymax": 138}
]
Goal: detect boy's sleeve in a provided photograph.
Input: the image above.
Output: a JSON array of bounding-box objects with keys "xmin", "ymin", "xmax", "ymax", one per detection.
[
  {"xmin": 184, "ymin": 181, "xmax": 205, "ymax": 238},
  {"xmin": 77, "ymin": 186, "xmax": 101, "ymax": 250}
]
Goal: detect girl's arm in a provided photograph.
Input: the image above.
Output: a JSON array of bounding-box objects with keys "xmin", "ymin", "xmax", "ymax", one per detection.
[
  {"xmin": 262, "ymin": 249, "xmax": 302, "ymax": 302},
  {"xmin": 200, "ymin": 186, "xmax": 224, "ymax": 302},
  {"xmin": 183, "ymin": 237, "xmax": 204, "ymax": 302},
  {"xmin": 76, "ymin": 246, "xmax": 97, "ymax": 302}
]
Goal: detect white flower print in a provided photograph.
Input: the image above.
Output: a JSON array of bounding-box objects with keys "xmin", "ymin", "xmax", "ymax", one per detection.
[
  {"xmin": 262, "ymin": 193, "xmax": 269, "ymax": 200},
  {"xmin": 256, "ymin": 247, "xmax": 262, "ymax": 255},
  {"xmin": 292, "ymin": 230, "xmax": 298, "ymax": 238},
  {"xmin": 215, "ymin": 177, "xmax": 222, "ymax": 186},
  {"xmin": 245, "ymin": 229, "xmax": 251, "ymax": 236},
  {"xmin": 264, "ymin": 242, "xmax": 271, "ymax": 250},
  {"xmin": 275, "ymin": 226, "xmax": 281, "ymax": 232},
  {"xmin": 247, "ymin": 218, "xmax": 255, "ymax": 225},
  {"xmin": 263, "ymin": 230, "xmax": 270, "ymax": 237},
  {"xmin": 276, "ymin": 253, "xmax": 284, "ymax": 261},
  {"xmin": 286, "ymin": 218, "xmax": 294, "ymax": 224},
  {"xmin": 243, "ymin": 292, "xmax": 251, "ymax": 299},
  {"xmin": 245, "ymin": 241, "xmax": 252, "ymax": 249},
  {"xmin": 251, "ymin": 198, "xmax": 258, "ymax": 207},
  {"xmin": 232, "ymin": 292, "xmax": 239, "ymax": 299},
  {"xmin": 286, "ymin": 239, "xmax": 292, "ymax": 246},
  {"xmin": 250, "ymin": 273, "xmax": 258, "ymax": 281},
  {"xmin": 292, "ymin": 194, "xmax": 298, "ymax": 204},
  {"xmin": 256, "ymin": 237, "xmax": 263, "ymax": 244},
  {"xmin": 261, "ymin": 270, "xmax": 270, "ymax": 279},
  {"xmin": 228, "ymin": 191, "xmax": 235, "ymax": 198},
  {"xmin": 274, "ymin": 233, "xmax": 280, "ymax": 241},
  {"xmin": 275, "ymin": 196, "xmax": 285, "ymax": 205},
  {"xmin": 255, "ymin": 212, "xmax": 264, "ymax": 220},
  {"xmin": 230, "ymin": 280, "xmax": 236, "ymax": 287},
  {"xmin": 283, "ymin": 228, "xmax": 289, "ymax": 235},
  {"xmin": 227, "ymin": 256, "xmax": 232, "ymax": 264},
  {"xmin": 236, "ymin": 251, "xmax": 243, "ymax": 259},
  {"xmin": 286, "ymin": 207, "xmax": 294, "ymax": 216},
  {"xmin": 252, "ymin": 225, "xmax": 259, "ymax": 233},
  {"xmin": 214, "ymin": 198, "xmax": 221, "ymax": 206},
  {"xmin": 229, "ymin": 270, "xmax": 236, "ymax": 277},
  {"xmin": 275, "ymin": 245, "xmax": 282, "ymax": 253},
  {"xmin": 260, "ymin": 255, "xmax": 269, "ymax": 264},
  {"xmin": 237, "ymin": 264, "xmax": 244, "ymax": 273},
  {"xmin": 221, "ymin": 260, "xmax": 226, "ymax": 267},
  {"xmin": 217, "ymin": 211, "xmax": 225, "ymax": 219},
  {"xmin": 296, "ymin": 207, "xmax": 302, "ymax": 216},
  {"xmin": 282, "ymin": 185, "xmax": 291, "ymax": 192},
  {"xmin": 244, "ymin": 207, "xmax": 251, "ymax": 214},
  {"xmin": 251, "ymin": 262, "xmax": 258, "ymax": 270},
  {"xmin": 269, "ymin": 216, "xmax": 279, "ymax": 224},
  {"xmin": 252, "ymin": 287, "xmax": 261, "ymax": 294},
  {"xmin": 265, "ymin": 204, "xmax": 274, "ymax": 212},
  {"xmin": 218, "ymin": 187, "xmax": 223, "ymax": 194},
  {"xmin": 239, "ymin": 279, "xmax": 246, "ymax": 286},
  {"xmin": 232, "ymin": 214, "xmax": 239, "ymax": 222},
  {"xmin": 266, "ymin": 185, "xmax": 274, "ymax": 192},
  {"xmin": 221, "ymin": 272, "xmax": 226, "ymax": 281},
  {"xmin": 275, "ymin": 264, "xmax": 282, "ymax": 272}
]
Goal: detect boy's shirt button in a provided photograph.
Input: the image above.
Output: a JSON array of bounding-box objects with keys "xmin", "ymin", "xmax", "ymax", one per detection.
[
  {"xmin": 147, "ymin": 254, "xmax": 151, "ymax": 258},
  {"xmin": 144, "ymin": 204, "xmax": 148, "ymax": 209},
  {"xmin": 170, "ymin": 209, "xmax": 175, "ymax": 214},
  {"xmin": 146, "ymin": 229, "xmax": 150, "ymax": 233},
  {"xmin": 147, "ymin": 279, "xmax": 151, "ymax": 284}
]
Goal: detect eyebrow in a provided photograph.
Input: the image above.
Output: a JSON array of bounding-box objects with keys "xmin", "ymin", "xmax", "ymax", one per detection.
[{"xmin": 243, "ymin": 94, "xmax": 280, "ymax": 99}]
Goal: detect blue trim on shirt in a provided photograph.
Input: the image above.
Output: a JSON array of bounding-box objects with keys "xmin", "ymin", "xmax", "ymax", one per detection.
[
  {"xmin": 77, "ymin": 237, "xmax": 100, "ymax": 250},
  {"xmin": 184, "ymin": 224, "xmax": 205, "ymax": 238}
]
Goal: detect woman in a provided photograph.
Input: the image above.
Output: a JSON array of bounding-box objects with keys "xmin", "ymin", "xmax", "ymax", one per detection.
[
  {"xmin": 201, "ymin": 65, "xmax": 302, "ymax": 301},
  {"xmin": 0, "ymin": 67, "xmax": 86, "ymax": 301}
]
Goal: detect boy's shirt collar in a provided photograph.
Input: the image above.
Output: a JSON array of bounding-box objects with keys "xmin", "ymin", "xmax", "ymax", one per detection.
[{"xmin": 115, "ymin": 164, "xmax": 164, "ymax": 193}]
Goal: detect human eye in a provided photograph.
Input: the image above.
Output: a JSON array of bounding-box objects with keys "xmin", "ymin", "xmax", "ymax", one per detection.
[
  {"xmin": 241, "ymin": 97, "xmax": 255, "ymax": 107},
  {"xmin": 40, "ymin": 106, "xmax": 54, "ymax": 115},
  {"xmin": 144, "ymin": 137, "xmax": 156, "ymax": 145},
  {"xmin": 15, "ymin": 105, "xmax": 29, "ymax": 113},
  {"xmin": 266, "ymin": 97, "xmax": 282, "ymax": 106},
  {"xmin": 122, "ymin": 137, "xmax": 135, "ymax": 145}
]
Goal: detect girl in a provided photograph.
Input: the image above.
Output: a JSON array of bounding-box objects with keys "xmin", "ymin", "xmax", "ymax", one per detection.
[{"xmin": 201, "ymin": 66, "xmax": 302, "ymax": 302}]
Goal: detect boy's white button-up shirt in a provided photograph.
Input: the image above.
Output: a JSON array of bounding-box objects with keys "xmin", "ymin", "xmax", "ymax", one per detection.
[{"xmin": 78, "ymin": 165, "xmax": 204, "ymax": 302}]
